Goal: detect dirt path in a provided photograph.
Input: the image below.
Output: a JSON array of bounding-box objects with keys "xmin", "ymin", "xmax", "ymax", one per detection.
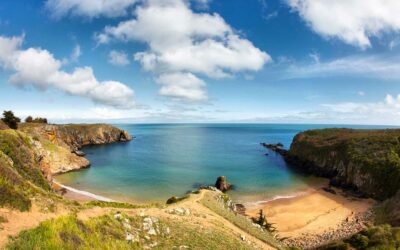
[
  {"xmin": 0, "ymin": 204, "xmax": 69, "ymax": 247},
  {"xmin": 0, "ymin": 190, "xmax": 277, "ymax": 250}
]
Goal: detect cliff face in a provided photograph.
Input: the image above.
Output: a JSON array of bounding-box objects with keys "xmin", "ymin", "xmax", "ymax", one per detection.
[
  {"xmin": 0, "ymin": 124, "xmax": 131, "ymax": 211},
  {"xmin": 20, "ymin": 123, "xmax": 131, "ymax": 151},
  {"xmin": 287, "ymin": 128, "xmax": 400, "ymax": 200},
  {"xmin": 19, "ymin": 123, "xmax": 132, "ymax": 174}
]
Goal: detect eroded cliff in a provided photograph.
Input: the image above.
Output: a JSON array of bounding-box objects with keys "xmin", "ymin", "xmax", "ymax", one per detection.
[
  {"xmin": 19, "ymin": 123, "xmax": 132, "ymax": 174},
  {"xmin": 286, "ymin": 128, "xmax": 400, "ymax": 200},
  {"xmin": 0, "ymin": 123, "xmax": 132, "ymax": 211}
]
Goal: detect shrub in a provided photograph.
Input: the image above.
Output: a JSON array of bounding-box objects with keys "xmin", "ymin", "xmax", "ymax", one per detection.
[
  {"xmin": 1, "ymin": 111, "xmax": 20, "ymax": 129},
  {"xmin": 24, "ymin": 116, "xmax": 33, "ymax": 123}
]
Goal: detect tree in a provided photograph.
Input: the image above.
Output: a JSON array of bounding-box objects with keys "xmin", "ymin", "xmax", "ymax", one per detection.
[
  {"xmin": 33, "ymin": 117, "xmax": 48, "ymax": 124},
  {"xmin": 1, "ymin": 110, "xmax": 21, "ymax": 129},
  {"xmin": 25, "ymin": 116, "xmax": 33, "ymax": 123},
  {"xmin": 252, "ymin": 209, "xmax": 277, "ymax": 233}
]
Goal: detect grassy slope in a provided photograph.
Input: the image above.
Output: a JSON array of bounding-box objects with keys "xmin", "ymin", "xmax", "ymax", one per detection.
[
  {"xmin": 320, "ymin": 224, "xmax": 400, "ymax": 250},
  {"xmin": 0, "ymin": 129, "xmax": 51, "ymax": 211},
  {"xmin": 201, "ymin": 191, "xmax": 285, "ymax": 249},
  {"xmin": 289, "ymin": 128, "xmax": 400, "ymax": 199},
  {"xmin": 6, "ymin": 212, "xmax": 255, "ymax": 250}
]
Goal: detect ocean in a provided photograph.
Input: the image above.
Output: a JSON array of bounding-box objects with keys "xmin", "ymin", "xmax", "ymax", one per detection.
[{"xmin": 55, "ymin": 123, "xmax": 395, "ymax": 204}]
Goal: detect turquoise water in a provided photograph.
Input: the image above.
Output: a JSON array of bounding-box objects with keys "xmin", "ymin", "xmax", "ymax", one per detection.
[{"xmin": 56, "ymin": 124, "xmax": 395, "ymax": 203}]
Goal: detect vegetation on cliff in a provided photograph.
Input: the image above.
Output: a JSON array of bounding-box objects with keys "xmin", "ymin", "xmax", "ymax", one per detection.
[
  {"xmin": 1, "ymin": 111, "xmax": 20, "ymax": 129},
  {"xmin": 18, "ymin": 123, "xmax": 131, "ymax": 174},
  {"xmin": 0, "ymin": 129, "xmax": 51, "ymax": 211},
  {"xmin": 320, "ymin": 224, "xmax": 400, "ymax": 250},
  {"xmin": 7, "ymin": 208, "xmax": 256, "ymax": 250},
  {"xmin": 0, "ymin": 122, "xmax": 132, "ymax": 212},
  {"xmin": 201, "ymin": 191, "xmax": 284, "ymax": 249},
  {"xmin": 288, "ymin": 128, "xmax": 400, "ymax": 200}
]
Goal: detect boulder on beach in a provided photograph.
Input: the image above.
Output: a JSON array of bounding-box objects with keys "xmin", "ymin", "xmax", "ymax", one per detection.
[{"xmin": 215, "ymin": 176, "xmax": 232, "ymax": 192}]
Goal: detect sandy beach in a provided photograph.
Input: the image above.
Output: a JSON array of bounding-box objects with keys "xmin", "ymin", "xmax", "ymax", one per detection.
[
  {"xmin": 52, "ymin": 180, "xmax": 113, "ymax": 202},
  {"xmin": 246, "ymin": 186, "xmax": 375, "ymax": 248}
]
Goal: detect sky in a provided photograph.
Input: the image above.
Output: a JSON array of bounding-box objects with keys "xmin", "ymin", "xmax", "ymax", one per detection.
[{"xmin": 1, "ymin": 0, "xmax": 400, "ymax": 125}]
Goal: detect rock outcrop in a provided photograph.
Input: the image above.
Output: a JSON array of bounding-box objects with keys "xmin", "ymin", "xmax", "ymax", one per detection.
[
  {"xmin": 284, "ymin": 128, "xmax": 400, "ymax": 200},
  {"xmin": 19, "ymin": 123, "xmax": 132, "ymax": 174},
  {"xmin": 215, "ymin": 176, "xmax": 232, "ymax": 192},
  {"xmin": 20, "ymin": 123, "xmax": 131, "ymax": 151}
]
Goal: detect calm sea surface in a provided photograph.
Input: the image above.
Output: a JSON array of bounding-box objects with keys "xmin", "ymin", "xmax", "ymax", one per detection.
[{"xmin": 56, "ymin": 124, "xmax": 396, "ymax": 203}]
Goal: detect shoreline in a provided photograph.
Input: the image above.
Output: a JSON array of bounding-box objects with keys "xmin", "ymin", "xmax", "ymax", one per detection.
[
  {"xmin": 53, "ymin": 180, "xmax": 114, "ymax": 202},
  {"xmin": 245, "ymin": 185, "xmax": 376, "ymax": 248}
]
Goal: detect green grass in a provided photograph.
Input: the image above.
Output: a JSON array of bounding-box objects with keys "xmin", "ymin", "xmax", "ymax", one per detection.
[
  {"xmin": 7, "ymin": 212, "xmax": 256, "ymax": 250},
  {"xmin": 85, "ymin": 201, "xmax": 161, "ymax": 209},
  {"xmin": 0, "ymin": 130, "xmax": 55, "ymax": 211},
  {"xmin": 320, "ymin": 224, "xmax": 400, "ymax": 250},
  {"xmin": 290, "ymin": 128, "xmax": 400, "ymax": 199},
  {"xmin": 201, "ymin": 191, "xmax": 285, "ymax": 249}
]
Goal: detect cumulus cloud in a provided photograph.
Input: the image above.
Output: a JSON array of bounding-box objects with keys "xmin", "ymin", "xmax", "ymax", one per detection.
[
  {"xmin": 286, "ymin": 0, "xmax": 400, "ymax": 49},
  {"xmin": 45, "ymin": 0, "xmax": 138, "ymax": 18},
  {"xmin": 287, "ymin": 54, "xmax": 400, "ymax": 80},
  {"xmin": 0, "ymin": 35, "xmax": 134, "ymax": 109},
  {"xmin": 95, "ymin": 0, "xmax": 270, "ymax": 101},
  {"xmin": 108, "ymin": 50, "xmax": 130, "ymax": 66},
  {"xmin": 156, "ymin": 72, "xmax": 207, "ymax": 101}
]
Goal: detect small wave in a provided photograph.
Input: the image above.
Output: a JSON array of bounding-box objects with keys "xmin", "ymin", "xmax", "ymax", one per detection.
[
  {"xmin": 244, "ymin": 191, "xmax": 309, "ymax": 207},
  {"xmin": 53, "ymin": 181, "xmax": 114, "ymax": 202}
]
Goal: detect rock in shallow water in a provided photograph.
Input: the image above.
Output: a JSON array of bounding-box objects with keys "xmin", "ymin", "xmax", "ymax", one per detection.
[{"xmin": 215, "ymin": 176, "xmax": 232, "ymax": 192}]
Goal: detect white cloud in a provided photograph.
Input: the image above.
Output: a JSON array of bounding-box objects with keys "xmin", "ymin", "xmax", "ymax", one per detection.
[
  {"xmin": 358, "ymin": 91, "xmax": 365, "ymax": 96},
  {"xmin": 0, "ymin": 35, "xmax": 134, "ymax": 109},
  {"xmin": 287, "ymin": 54, "xmax": 400, "ymax": 80},
  {"xmin": 323, "ymin": 94, "xmax": 400, "ymax": 115},
  {"xmin": 96, "ymin": 0, "xmax": 270, "ymax": 101},
  {"xmin": 108, "ymin": 50, "xmax": 130, "ymax": 66},
  {"xmin": 287, "ymin": 0, "xmax": 400, "ymax": 49},
  {"xmin": 70, "ymin": 44, "xmax": 81, "ymax": 62},
  {"xmin": 45, "ymin": 0, "xmax": 138, "ymax": 18},
  {"xmin": 156, "ymin": 72, "xmax": 207, "ymax": 101}
]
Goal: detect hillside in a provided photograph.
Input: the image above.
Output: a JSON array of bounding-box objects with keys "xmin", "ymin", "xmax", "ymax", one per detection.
[
  {"xmin": 0, "ymin": 123, "xmax": 131, "ymax": 212},
  {"xmin": 0, "ymin": 129, "xmax": 51, "ymax": 211},
  {"xmin": 0, "ymin": 124, "xmax": 282, "ymax": 249},
  {"xmin": 286, "ymin": 128, "xmax": 400, "ymax": 200}
]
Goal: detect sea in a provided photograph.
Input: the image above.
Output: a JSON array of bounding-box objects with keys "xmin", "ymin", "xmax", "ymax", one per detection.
[{"xmin": 55, "ymin": 123, "xmax": 396, "ymax": 204}]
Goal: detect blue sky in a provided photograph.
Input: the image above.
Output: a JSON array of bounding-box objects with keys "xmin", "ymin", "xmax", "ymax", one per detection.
[{"xmin": 1, "ymin": 0, "xmax": 400, "ymax": 124}]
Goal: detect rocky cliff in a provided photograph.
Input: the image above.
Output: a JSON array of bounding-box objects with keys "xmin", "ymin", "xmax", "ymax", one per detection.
[
  {"xmin": 286, "ymin": 128, "xmax": 400, "ymax": 200},
  {"xmin": 0, "ymin": 123, "xmax": 132, "ymax": 211},
  {"xmin": 19, "ymin": 123, "xmax": 132, "ymax": 174}
]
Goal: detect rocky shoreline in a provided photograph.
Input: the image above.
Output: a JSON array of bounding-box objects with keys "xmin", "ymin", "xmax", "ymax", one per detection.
[
  {"xmin": 283, "ymin": 210, "xmax": 374, "ymax": 249},
  {"xmin": 19, "ymin": 123, "xmax": 132, "ymax": 175}
]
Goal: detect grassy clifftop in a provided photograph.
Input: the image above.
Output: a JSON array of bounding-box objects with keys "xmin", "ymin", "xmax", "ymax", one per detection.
[
  {"xmin": 288, "ymin": 128, "xmax": 400, "ymax": 200},
  {"xmin": 19, "ymin": 123, "xmax": 131, "ymax": 151},
  {"xmin": 0, "ymin": 129, "xmax": 51, "ymax": 211},
  {"xmin": 0, "ymin": 123, "xmax": 133, "ymax": 211}
]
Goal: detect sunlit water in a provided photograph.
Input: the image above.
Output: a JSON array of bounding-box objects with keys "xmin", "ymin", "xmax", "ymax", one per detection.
[{"xmin": 56, "ymin": 124, "xmax": 394, "ymax": 203}]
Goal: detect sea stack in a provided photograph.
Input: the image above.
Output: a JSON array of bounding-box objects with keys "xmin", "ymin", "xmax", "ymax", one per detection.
[{"xmin": 215, "ymin": 176, "xmax": 232, "ymax": 192}]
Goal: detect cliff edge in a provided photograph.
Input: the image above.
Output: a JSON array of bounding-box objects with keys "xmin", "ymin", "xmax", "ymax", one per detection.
[
  {"xmin": 285, "ymin": 128, "xmax": 400, "ymax": 200},
  {"xmin": 19, "ymin": 123, "xmax": 132, "ymax": 174}
]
